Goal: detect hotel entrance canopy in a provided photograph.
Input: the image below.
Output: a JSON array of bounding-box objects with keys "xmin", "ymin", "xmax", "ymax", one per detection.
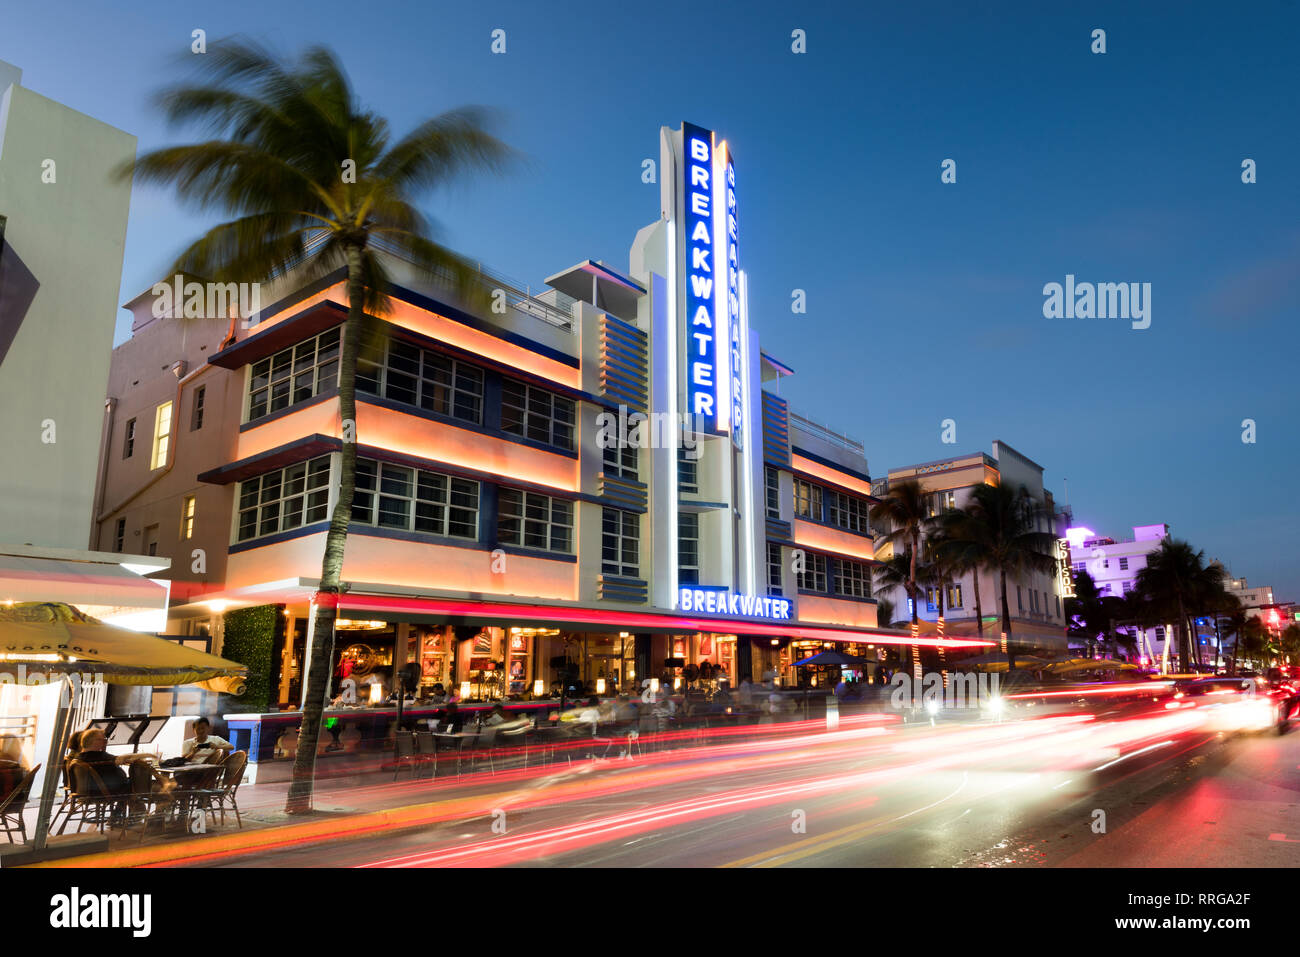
[{"xmin": 316, "ymin": 592, "xmax": 993, "ymax": 649}]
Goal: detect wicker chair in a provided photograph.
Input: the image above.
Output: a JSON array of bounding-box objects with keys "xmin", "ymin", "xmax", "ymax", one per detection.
[
  {"xmin": 0, "ymin": 764, "xmax": 39, "ymax": 843},
  {"xmin": 208, "ymin": 750, "xmax": 247, "ymax": 828},
  {"xmin": 58, "ymin": 760, "xmax": 130, "ymax": 834}
]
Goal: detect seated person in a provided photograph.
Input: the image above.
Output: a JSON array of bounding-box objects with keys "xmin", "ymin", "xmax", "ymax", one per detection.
[
  {"xmin": 483, "ymin": 705, "xmax": 529, "ymax": 734},
  {"xmin": 181, "ymin": 717, "xmax": 233, "ymax": 763},
  {"xmin": 71, "ymin": 728, "xmax": 130, "ymax": 795},
  {"xmin": 437, "ymin": 703, "xmax": 462, "ymax": 734},
  {"xmin": 0, "ymin": 734, "xmax": 28, "ymax": 798}
]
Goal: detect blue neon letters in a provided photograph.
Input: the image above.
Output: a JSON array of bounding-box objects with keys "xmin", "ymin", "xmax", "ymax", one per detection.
[
  {"xmin": 682, "ymin": 122, "xmax": 718, "ymax": 430},
  {"xmin": 678, "ymin": 586, "xmax": 792, "ymax": 621}
]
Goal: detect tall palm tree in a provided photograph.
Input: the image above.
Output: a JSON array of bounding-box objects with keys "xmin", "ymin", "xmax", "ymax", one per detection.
[
  {"xmin": 124, "ymin": 40, "xmax": 513, "ymax": 814},
  {"xmin": 934, "ymin": 511, "xmax": 985, "ymax": 638},
  {"xmin": 1132, "ymin": 540, "xmax": 1216, "ymax": 673},
  {"xmin": 940, "ymin": 483, "xmax": 1058, "ymax": 671},
  {"xmin": 870, "ymin": 480, "xmax": 933, "ymax": 677}
]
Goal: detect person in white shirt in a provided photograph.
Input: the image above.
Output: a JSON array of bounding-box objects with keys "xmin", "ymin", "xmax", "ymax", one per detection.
[{"xmin": 182, "ymin": 717, "xmax": 233, "ymax": 763}]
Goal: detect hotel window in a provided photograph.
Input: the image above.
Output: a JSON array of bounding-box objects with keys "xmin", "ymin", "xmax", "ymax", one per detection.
[
  {"xmin": 945, "ymin": 583, "xmax": 963, "ymax": 608},
  {"xmin": 1017, "ymin": 586, "xmax": 1023, "ymax": 612},
  {"xmin": 677, "ymin": 512, "xmax": 700, "ymax": 585},
  {"xmin": 247, "ymin": 328, "xmax": 340, "ymax": 422},
  {"xmin": 501, "ymin": 378, "xmax": 575, "ymax": 451},
  {"xmin": 358, "ymin": 339, "xmax": 484, "ymax": 423},
  {"xmin": 353, "ymin": 459, "xmax": 479, "ymax": 539},
  {"xmin": 601, "ymin": 507, "xmax": 639, "ymax": 577},
  {"xmin": 1155, "ymin": 626, "xmax": 1166, "ymax": 642},
  {"xmin": 767, "ymin": 542, "xmax": 783, "ymax": 595},
  {"xmin": 793, "ymin": 478, "xmax": 822, "ymax": 521},
  {"xmin": 941, "ymin": 490, "xmax": 956, "ymax": 511},
  {"xmin": 765, "ymin": 466, "xmax": 781, "ymax": 519},
  {"xmin": 113, "ymin": 519, "xmax": 125, "ymax": 553},
  {"xmin": 1073, "ymin": 562, "xmax": 1085, "ymax": 573},
  {"xmin": 1119, "ymin": 557, "xmax": 1129, "ymax": 571},
  {"xmin": 180, "ymin": 496, "xmax": 196, "ymax": 540},
  {"xmin": 497, "ymin": 488, "xmax": 572, "ymax": 553},
  {"xmin": 677, "ymin": 447, "xmax": 699, "ymax": 493},
  {"xmin": 143, "ymin": 524, "xmax": 159, "ymax": 556},
  {"xmin": 834, "ymin": 559, "xmax": 872, "ymax": 599},
  {"xmin": 1122, "ymin": 580, "xmax": 1134, "ymax": 596},
  {"xmin": 123, "ymin": 418, "xmax": 136, "ymax": 459},
  {"xmin": 797, "ymin": 552, "xmax": 827, "ymax": 593},
  {"xmin": 190, "ymin": 386, "xmax": 205, "ymax": 431},
  {"xmin": 827, "ymin": 490, "xmax": 869, "ymax": 534},
  {"xmin": 150, "ymin": 401, "xmax": 173, "ymax": 469},
  {"xmin": 602, "ymin": 442, "xmax": 638, "ymax": 481},
  {"xmin": 237, "ymin": 455, "xmax": 332, "ymax": 543}
]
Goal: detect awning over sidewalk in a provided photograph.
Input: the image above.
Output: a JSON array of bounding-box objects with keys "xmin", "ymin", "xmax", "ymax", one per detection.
[
  {"xmin": 0, "ymin": 551, "xmax": 170, "ymax": 631},
  {"xmin": 320, "ymin": 593, "xmax": 993, "ymax": 649}
]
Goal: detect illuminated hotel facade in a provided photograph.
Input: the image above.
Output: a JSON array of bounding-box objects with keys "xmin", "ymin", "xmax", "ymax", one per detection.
[{"xmin": 94, "ymin": 123, "xmax": 986, "ymax": 710}]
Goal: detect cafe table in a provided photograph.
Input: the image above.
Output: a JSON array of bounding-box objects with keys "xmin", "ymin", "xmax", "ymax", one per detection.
[{"xmin": 153, "ymin": 763, "xmax": 222, "ymax": 833}]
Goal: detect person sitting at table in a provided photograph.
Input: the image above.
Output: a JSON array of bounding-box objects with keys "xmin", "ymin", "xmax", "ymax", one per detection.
[
  {"xmin": 0, "ymin": 734, "xmax": 28, "ymax": 799},
  {"xmin": 182, "ymin": 717, "xmax": 233, "ymax": 763},
  {"xmin": 437, "ymin": 703, "xmax": 463, "ymax": 734},
  {"xmin": 71, "ymin": 728, "xmax": 130, "ymax": 795}
]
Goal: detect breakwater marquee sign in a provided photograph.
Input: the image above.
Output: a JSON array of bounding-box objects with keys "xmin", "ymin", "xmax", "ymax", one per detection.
[
  {"xmin": 678, "ymin": 121, "xmax": 744, "ymax": 452},
  {"xmin": 678, "ymin": 586, "xmax": 792, "ymax": 621}
]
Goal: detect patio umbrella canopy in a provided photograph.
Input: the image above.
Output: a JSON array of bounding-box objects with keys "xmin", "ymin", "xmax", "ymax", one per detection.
[
  {"xmin": 792, "ymin": 650, "xmax": 869, "ymax": 667},
  {"xmin": 1042, "ymin": 657, "xmax": 1139, "ymax": 674},
  {"xmin": 0, "ymin": 602, "xmax": 247, "ymax": 687},
  {"xmin": 954, "ymin": 653, "xmax": 1049, "ymax": 672}
]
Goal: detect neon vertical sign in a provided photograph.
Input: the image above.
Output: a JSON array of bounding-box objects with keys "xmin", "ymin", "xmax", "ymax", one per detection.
[{"xmin": 682, "ymin": 122, "xmax": 719, "ymax": 430}]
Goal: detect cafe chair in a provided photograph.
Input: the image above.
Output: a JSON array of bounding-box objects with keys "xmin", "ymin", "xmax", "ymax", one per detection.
[
  {"xmin": 0, "ymin": 764, "xmax": 39, "ymax": 843},
  {"xmin": 413, "ymin": 732, "xmax": 438, "ymax": 779},
  {"xmin": 59, "ymin": 760, "xmax": 129, "ymax": 835},
  {"xmin": 470, "ymin": 726, "xmax": 498, "ymax": 776},
  {"xmin": 393, "ymin": 731, "xmax": 418, "ymax": 780},
  {"xmin": 210, "ymin": 750, "xmax": 247, "ymax": 828},
  {"xmin": 118, "ymin": 761, "xmax": 169, "ymax": 843}
]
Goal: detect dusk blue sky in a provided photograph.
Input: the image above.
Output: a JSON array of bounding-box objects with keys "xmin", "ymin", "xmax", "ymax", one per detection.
[{"xmin": 5, "ymin": 1, "xmax": 1298, "ymax": 600}]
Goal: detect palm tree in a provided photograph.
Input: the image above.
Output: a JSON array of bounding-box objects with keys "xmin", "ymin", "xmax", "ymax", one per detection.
[
  {"xmin": 933, "ymin": 511, "xmax": 985, "ymax": 638},
  {"xmin": 124, "ymin": 40, "xmax": 513, "ymax": 814},
  {"xmin": 870, "ymin": 480, "xmax": 933, "ymax": 677},
  {"xmin": 1064, "ymin": 569, "xmax": 1128, "ymax": 657},
  {"xmin": 940, "ymin": 483, "xmax": 1058, "ymax": 671},
  {"xmin": 1132, "ymin": 540, "xmax": 1217, "ymax": 673}
]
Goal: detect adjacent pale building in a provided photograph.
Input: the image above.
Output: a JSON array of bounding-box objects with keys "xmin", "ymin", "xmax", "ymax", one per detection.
[{"xmin": 873, "ymin": 442, "xmax": 1071, "ymax": 656}]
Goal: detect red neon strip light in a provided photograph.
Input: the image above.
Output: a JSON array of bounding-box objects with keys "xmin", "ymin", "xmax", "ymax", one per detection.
[{"xmin": 316, "ymin": 593, "xmax": 992, "ymax": 648}]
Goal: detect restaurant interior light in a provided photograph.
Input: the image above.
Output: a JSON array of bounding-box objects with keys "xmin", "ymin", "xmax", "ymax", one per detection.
[
  {"xmin": 673, "ymin": 677, "xmax": 682, "ymax": 690},
  {"xmin": 596, "ymin": 678, "xmax": 606, "ymax": 694},
  {"xmin": 336, "ymin": 619, "xmax": 387, "ymax": 631},
  {"xmin": 368, "ymin": 682, "xmax": 383, "ymax": 704},
  {"xmin": 649, "ymin": 678, "xmax": 660, "ymax": 694},
  {"xmin": 618, "ymin": 632, "xmax": 631, "ymax": 638},
  {"xmin": 533, "ymin": 679, "xmax": 544, "ymax": 696},
  {"xmin": 459, "ymin": 681, "xmax": 471, "ymax": 701}
]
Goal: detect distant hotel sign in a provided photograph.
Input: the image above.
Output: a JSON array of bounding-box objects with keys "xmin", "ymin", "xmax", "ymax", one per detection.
[
  {"xmin": 1057, "ymin": 538, "xmax": 1076, "ymax": 598},
  {"xmin": 678, "ymin": 586, "xmax": 792, "ymax": 622}
]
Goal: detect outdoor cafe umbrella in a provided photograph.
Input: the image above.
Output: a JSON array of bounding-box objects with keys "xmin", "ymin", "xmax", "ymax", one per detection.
[
  {"xmin": 1042, "ymin": 657, "xmax": 1139, "ymax": 675},
  {"xmin": 0, "ymin": 602, "xmax": 248, "ymax": 855},
  {"xmin": 954, "ymin": 653, "xmax": 1049, "ymax": 672},
  {"xmin": 792, "ymin": 650, "xmax": 869, "ymax": 667}
]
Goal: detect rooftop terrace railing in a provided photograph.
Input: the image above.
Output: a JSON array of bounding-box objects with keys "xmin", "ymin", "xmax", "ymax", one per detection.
[
  {"xmin": 787, "ymin": 407, "xmax": 865, "ymax": 455},
  {"xmin": 271, "ymin": 231, "xmax": 577, "ymax": 332}
]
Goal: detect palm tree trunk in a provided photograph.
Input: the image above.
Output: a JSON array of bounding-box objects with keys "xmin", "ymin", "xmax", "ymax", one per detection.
[
  {"xmin": 286, "ymin": 243, "xmax": 364, "ymax": 814},
  {"xmin": 908, "ymin": 534, "xmax": 921, "ymax": 682},
  {"xmin": 972, "ymin": 568, "xmax": 983, "ymax": 638},
  {"xmin": 1000, "ymin": 568, "xmax": 1016, "ymax": 671},
  {"xmin": 1176, "ymin": 598, "xmax": 1190, "ymax": 673}
]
